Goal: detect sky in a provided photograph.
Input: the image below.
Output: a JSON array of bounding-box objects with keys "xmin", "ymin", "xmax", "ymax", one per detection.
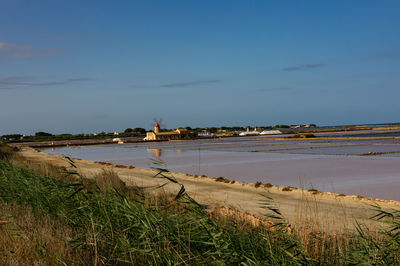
[{"xmin": 1, "ymin": 1, "xmax": 400, "ymax": 135}]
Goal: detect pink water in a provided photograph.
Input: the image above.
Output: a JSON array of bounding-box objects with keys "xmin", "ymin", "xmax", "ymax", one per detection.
[{"xmin": 42, "ymin": 137, "xmax": 400, "ymax": 201}]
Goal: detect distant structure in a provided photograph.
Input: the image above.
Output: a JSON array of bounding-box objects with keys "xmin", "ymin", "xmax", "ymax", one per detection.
[
  {"xmin": 290, "ymin": 124, "xmax": 316, "ymax": 129},
  {"xmin": 260, "ymin": 130, "xmax": 282, "ymax": 135},
  {"xmin": 239, "ymin": 126, "xmax": 261, "ymax": 136},
  {"xmin": 144, "ymin": 122, "xmax": 197, "ymax": 141}
]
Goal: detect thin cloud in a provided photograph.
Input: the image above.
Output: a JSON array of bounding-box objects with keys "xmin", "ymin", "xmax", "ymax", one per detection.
[
  {"xmin": 0, "ymin": 42, "xmax": 32, "ymax": 51},
  {"xmin": 160, "ymin": 79, "xmax": 221, "ymax": 88},
  {"xmin": 0, "ymin": 42, "xmax": 61, "ymax": 59},
  {"xmin": 0, "ymin": 76, "xmax": 32, "ymax": 84},
  {"xmin": 0, "ymin": 76, "xmax": 93, "ymax": 90},
  {"xmin": 304, "ymin": 63, "xmax": 325, "ymax": 68},
  {"xmin": 282, "ymin": 63, "xmax": 326, "ymax": 71}
]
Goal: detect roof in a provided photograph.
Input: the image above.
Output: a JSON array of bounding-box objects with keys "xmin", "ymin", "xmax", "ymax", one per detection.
[{"xmin": 154, "ymin": 132, "xmax": 180, "ymax": 136}]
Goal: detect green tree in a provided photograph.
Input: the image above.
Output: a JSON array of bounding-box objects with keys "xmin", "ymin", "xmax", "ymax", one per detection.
[
  {"xmin": 133, "ymin": 128, "xmax": 146, "ymax": 134},
  {"xmin": 35, "ymin": 132, "xmax": 53, "ymax": 137}
]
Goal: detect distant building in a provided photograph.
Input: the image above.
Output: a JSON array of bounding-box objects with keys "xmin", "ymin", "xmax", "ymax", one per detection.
[
  {"xmin": 144, "ymin": 122, "xmax": 197, "ymax": 141},
  {"xmin": 260, "ymin": 130, "xmax": 282, "ymax": 135},
  {"xmin": 239, "ymin": 126, "xmax": 260, "ymax": 136}
]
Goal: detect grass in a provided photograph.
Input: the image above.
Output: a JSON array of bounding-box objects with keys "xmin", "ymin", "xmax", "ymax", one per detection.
[
  {"xmin": 1, "ymin": 143, "xmax": 400, "ymax": 264},
  {"xmin": 0, "ymin": 144, "xmax": 309, "ymax": 264}
]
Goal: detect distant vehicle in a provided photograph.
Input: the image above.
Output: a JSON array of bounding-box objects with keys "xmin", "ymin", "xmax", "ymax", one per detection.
[{"xmin": 112, "ymin": 138, "xmax": 122, "ymax": 142}]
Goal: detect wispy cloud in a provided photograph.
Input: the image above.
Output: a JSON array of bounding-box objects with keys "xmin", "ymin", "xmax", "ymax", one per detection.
[
  {"xmin": 0, "ymin": 76, "xmax": 93, "ymax": 90},
  {"xmin": 160, "ymin": 79, "xmax": 221, "ymax": 88},
  {"xmin": 0, "ymin": 42, "xmax": 32, "ymax": 51},
  {"xmin": 0, "ymin": 76, "xmax": 32, "ymax": 84},
  {"xmin": 0, "ymin": 42, "xmax": 61, "ymax": 59},
  {"xmin": 282, "ymin": 63, "xmax": 326, "ymax": 71}
]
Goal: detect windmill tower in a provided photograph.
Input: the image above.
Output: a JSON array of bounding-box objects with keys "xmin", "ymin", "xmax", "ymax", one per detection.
[
  {"xmin": 154, "ymin": 122, "xmax": 160, "ymax": 133},
  {"xmin": 152, "ymin": 118, "xmax": 165, "ymax": 133}
]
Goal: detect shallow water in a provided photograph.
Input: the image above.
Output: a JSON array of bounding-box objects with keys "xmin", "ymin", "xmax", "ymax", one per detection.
[{"xmin": 42, "ymin": 137, "xmax": 400, "ymax": 201}]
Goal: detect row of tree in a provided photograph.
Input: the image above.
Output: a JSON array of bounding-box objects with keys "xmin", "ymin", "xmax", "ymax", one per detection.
[{"xmin": 2, "ymin": 124, "xmax": 317, "ymax": 143}]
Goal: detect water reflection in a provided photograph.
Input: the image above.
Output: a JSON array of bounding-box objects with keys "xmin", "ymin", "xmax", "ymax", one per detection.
[{"xmin": 147, "ymin": 148, "xmax": 163, "ymax": 158}]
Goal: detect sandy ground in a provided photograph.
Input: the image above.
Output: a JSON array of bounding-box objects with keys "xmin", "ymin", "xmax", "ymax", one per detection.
[{"xmin": 20, "ymin": 147, "xmax": 400, "ymax": 233}]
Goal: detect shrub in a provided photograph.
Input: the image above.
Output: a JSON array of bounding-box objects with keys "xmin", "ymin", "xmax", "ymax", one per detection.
[
  {"xmin": 254, "ymin": 182, "xmax": 263, "ymax": 188},
  {"xmin": 308, "ymin": 189, "xmax": 321, "ymax": 195},
  {"xmin": 264, "ymin": 183, "xmax": 273, "ymax": 188}
]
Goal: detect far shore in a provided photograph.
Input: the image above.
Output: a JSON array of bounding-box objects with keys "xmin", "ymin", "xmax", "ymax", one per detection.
[
  {"xmin": 19, "ymin": 146, "xmax": 400, "ymax": 233},
  {"xmin": 10, "ymin": 124, "xmax": 400, "ymax": 149}
]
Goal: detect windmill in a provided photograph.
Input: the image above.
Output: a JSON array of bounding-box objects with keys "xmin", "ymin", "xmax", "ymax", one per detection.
[{"xmin": 152, "ymin": 118, "xmax": 166, "ymax": 133}]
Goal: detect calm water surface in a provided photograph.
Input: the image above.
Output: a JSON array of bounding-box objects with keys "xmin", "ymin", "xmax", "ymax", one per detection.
[{"xmin": 42, "ymin": 137, "xmax": 400, "ymax": 201}]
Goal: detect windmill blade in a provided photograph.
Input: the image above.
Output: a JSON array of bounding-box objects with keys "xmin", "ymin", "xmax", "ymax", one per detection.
[{"xmin": 152, "ymin": 118, "xmax": 166, "ymax": 128}]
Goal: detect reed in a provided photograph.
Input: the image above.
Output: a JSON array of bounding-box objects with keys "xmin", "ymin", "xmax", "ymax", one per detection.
[{"xmin": 0, "ymin": 143, "xmax": 399, "ymax": 264}]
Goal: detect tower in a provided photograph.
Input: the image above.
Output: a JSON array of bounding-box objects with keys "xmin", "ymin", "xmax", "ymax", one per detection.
[{"xmin": 154, "ymin": 122, "xmax": 160, "ymax": 133}]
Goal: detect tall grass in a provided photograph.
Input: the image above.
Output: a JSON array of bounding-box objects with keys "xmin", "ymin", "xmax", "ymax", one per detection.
[
  {"xmin": 0, "ymin": 143, "xmax": 399, "ymax": 264},
  {"xmin": 0, "ymin": 146, "xmax": 307, "ymax": 264}
]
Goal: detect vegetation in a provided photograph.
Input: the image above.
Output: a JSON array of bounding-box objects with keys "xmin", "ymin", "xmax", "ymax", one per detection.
[
  {"xmin": 288, "ymin": 133, "xmax": 316, "ymax": 139},
  {"xmin": 1, "ymin": 130, "xmax": 147, "ymax": 143},
  {"xmin": 35, "ymin": 131, "xmax": 54, "ymax": 137},
  {"xmin": 0, "ymin": 143, "xmax": 399, "ymax": 264},
  {"xmin": 1, "ymin": 123, "xmax": 324, "ymax": 143},
  {"xmin": 124, "ymin": 127, "xmax": 146, "ymax": 135},
  {"xmin": 274, "ymin": 124, "xmax": 290, "ymax": 128}
]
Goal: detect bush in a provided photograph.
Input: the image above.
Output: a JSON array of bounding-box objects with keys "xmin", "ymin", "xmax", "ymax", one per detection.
[{"xmin": 35, "ymin": 131, "xmax": 53, "ymax": 137}]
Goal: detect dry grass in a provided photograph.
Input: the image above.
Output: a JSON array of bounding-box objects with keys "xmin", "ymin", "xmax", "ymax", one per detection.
[
  {"xmin": 254, "ymin": 181, "xmax": 263, "ymax": 188},
  {"xmin": 2, "ymin": 143, "xmax": 400, "ymax": 264},
  {"xmin": 0, "ymin": 203, "xmax": 90, "ymax": 265},
  {"xmin": 307, "ymin": 188, "xmax": 321, "ymax": 195},
  {"xmin": 264, "ymin": 182, "xmax": 273, "ymax": 188},
  {"xmin": 209, "ymin": 206, "xmax": 274, "ymax": 229},
  {"xmin": 215, "ymin": 176, "xmax": 231, "ymax": 183}
]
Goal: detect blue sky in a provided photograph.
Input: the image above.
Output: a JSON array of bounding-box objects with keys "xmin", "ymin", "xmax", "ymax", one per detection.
[{"xmin": 1, "ymin": 1, "xmax": 400, "ymax": 135}]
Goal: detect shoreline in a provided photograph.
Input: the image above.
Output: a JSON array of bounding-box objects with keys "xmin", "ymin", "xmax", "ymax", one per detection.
[
  {"xmin": 10, "ymin": 125, "xmax": 400, "ymax": 149},
  {"xmin": 19, "ymin": 146, "xmax": 400, "ymax": 233}
]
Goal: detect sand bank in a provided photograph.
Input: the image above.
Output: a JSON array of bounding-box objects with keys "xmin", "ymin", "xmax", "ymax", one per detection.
[{"xmin": 20, "ymin": 147, "xmax": 400, "ymax": 233}]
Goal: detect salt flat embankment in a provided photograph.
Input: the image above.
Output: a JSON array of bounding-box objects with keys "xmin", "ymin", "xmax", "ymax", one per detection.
[{"xmin": 21, "ymin": 147, "xmax": 400, "ymax": 233}]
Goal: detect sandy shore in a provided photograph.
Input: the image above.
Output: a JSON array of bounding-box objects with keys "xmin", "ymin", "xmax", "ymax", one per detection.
[{"xmin": 20, "ymin": 147, "xmax": 400, "ymax": 233}]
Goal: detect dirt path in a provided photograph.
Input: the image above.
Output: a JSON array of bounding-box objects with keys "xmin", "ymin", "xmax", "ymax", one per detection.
[{"xmin": 21, "ymin": 147, "xmax": 400, "ymax": 233}]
